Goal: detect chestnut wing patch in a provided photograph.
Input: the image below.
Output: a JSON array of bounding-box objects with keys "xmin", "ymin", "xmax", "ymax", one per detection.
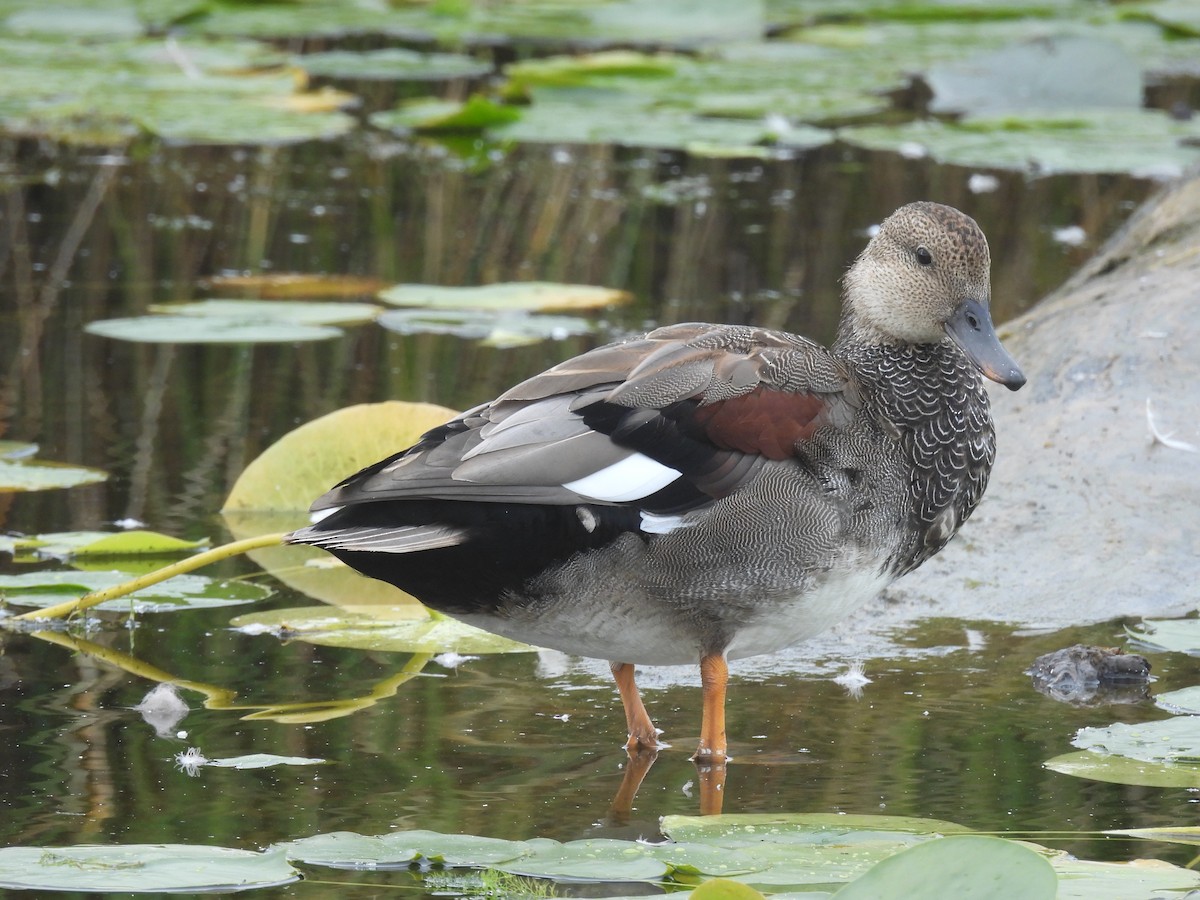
[{"xmin": 689, "ymin": 386, "xmax": 832, "ymax": 460}]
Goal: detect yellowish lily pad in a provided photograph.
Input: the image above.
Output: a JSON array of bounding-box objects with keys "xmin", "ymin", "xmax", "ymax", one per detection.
[
  {"xmin": 377, "ymin": 281, "xmax": 631, "ymax": 313},
  {"xmin": 229, "ymin": 605, "xmax": 535, "ymax": 654}
]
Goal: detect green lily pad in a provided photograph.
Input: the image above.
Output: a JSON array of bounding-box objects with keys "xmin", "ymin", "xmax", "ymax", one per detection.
[
  {"xmin": 0, "ymin": 442, "xmax": 108, "ymax": 492},
  {"xmin": 1073, "ymin": 716, "xmax": 1200, "ymax": 765},
  {"xmin": 836, "ymin": 836, "xmax": 1056, "ymax": 900},
  {"xmin": 1052, "ymin": 856, "xmax": 1200, "ymax": 899},
  {"xmin": 0, "ymin": 33, "xmax": 356, "ymax": 146},
  {"xmin": 284, "ymin": 830, "xmax": 532, "ymax": 869},
  {"xmin": 1154, "ymin": 685, "xmax": 1200, "ymax": 715},
  {"xmin": 690, "ymin": 879, "xmax": 768, "ymax": 900},
  {"xmin": 223, "ymin": 401, "xmax": 456, "ymax": 514},
  {"xmin": 1126, "ymin": 619, "xmax": 1200, "ymax": 654},
  {"xmin": 377, "ymin": 281, "xmax": 631, "ymax": 312},
  {"xmin": 661, "ymin": 813, "xmax": 974, "ymax": 843},
  {"xmin": 505, "ymin": 50, "xmax": 680, "ymax": 88},
  {"xmin": 1045, "ymin": 749, "xmax": 1200, "ymax": 788},
  {"xmin": 838, "ymin": 108, "xmax": 1200, "ymax": 177},
  {"xmin": 498, "ymin": 838, "xmax": 667, "ymax": 882},
  {"xmin": 228, "ymin": 606, "xmax": 535, "ymax": 655},
  {"xmin": 0, "ymin": 571, "xmax": 271, "ymax": 614},
  {"xmin": 0, "ymin": 845, "xmax": 298, "ymax": 892},
  {"xmin": 371, "ymin": 95, "xmax": 521, "ymax": 133},
  {"xmin": 924, "ymin": 35, "xmax": 1142, "ymax": 115},
  {"xmin": 297, "ymin": 48, "xmax": 491, "ymax": 82},
  {"xmin": 0, "ymin": 530, "xmax": 207, "ymax": 561},
  {"xmin": 1105, "ymin": 825, "xmax": 1200, "ymax": 846},
  {"xmin": 377, "ymin": 308, "xmax": 595, "ymax": 348},
  {"xmin": 148, "ymin": 299, "xmax": 381, "ymax": 326},
  {"xmin": 85, "ymin": 314, "xmax": 344, "ymax": 344}
]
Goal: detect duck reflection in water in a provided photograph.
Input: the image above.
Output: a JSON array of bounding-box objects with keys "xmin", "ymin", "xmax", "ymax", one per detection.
[{"xmin": 290, "ymin": 202, "xmax": 1025, "ymax": 814}]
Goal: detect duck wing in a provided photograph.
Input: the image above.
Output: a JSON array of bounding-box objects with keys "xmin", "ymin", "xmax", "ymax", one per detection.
[{"xmin": 308, "ymin": 323, "xmax": 859, "ymax": 520}]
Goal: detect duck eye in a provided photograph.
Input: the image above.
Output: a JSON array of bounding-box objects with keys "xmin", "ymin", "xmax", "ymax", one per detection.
[{"xmin": 915, "ymin": 246, "xmax": 933, "ymax": 266}]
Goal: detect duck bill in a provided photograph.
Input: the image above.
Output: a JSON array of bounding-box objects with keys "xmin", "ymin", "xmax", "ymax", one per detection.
[{"xmin": 944, "ymin": 298, "xmax": 1026, "ymax": 391}]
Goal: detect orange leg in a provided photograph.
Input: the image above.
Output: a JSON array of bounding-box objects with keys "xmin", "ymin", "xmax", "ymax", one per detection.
[
  {"xmin": 692, "ymin": 653, "xmax": 729, "ymax": 764},
  {"xmin": 611, "ymin": 662, "xmax": 661, "ymax": 750}
]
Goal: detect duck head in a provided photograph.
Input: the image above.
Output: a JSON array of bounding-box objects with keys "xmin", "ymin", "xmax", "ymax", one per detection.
[{"xmin": 843, "ymin": 201, "xmax": 1026, "ymax": 391}]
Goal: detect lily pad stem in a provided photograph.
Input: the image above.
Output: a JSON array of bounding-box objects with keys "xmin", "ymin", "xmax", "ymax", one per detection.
[{"xmin": 14, "ymin": 532, "xmax": 289, "ymax": 621}]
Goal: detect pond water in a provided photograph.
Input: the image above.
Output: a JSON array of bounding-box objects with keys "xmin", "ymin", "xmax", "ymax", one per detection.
[{"xmin": 1, "ymin": 134, "xmax": 1195, "ymax": 895}]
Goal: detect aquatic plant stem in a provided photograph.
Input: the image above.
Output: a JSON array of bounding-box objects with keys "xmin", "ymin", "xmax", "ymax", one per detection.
[{"xmin": 14, "ymin": 532, "xmax": 289, "ymax": 621}]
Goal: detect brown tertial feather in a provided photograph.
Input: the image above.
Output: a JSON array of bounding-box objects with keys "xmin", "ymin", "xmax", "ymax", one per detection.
[{"xmin": 690, "ymin": 387, "xmax": 830, "ymax": 460}]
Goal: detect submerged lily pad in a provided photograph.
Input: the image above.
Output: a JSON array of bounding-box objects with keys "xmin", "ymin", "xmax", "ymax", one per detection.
[
  {"xmin": 229, "ymin": 606, "xmax": 535, "ymax": 655},
  {"xmin": 85, "ymin": 314, "xmax": 343, "ymax": 344},
  {"xmin": 148, "ymin": 299, "xmax": 382, "ymax": 326},
  {"xmin": 0, "ymin": 571, "xmax": 270, "ymax": 614},
  {"xmin": 0, "ymin": 845, "xmax": 298, "ymax": 892},
  {"xmin": 378, "ymin": 281, "xmax": 631, "ymax": 312}
]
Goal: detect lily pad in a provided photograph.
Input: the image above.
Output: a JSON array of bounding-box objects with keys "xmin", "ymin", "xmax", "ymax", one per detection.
[
  {"xmin": 0, "ymin": 461, "xmax": 108, "ymax": 492},
  {"xmin": 228, "ymin": 606, "xmax": 535, "ymax": 655},
  {"xmin": 1072, "ymin": 715, "xmax": 1200, "ymax": 765},
  {"xmin": 223, "ymin": 401, "xmax": 456, "ymax": 514},
  {"xmin": 377, "ymin": 281, "xmax": 631, "ymax": 312},
  {"xmin": 201, "ymin": 273, "xmax": 387, "ymax": 299},
  {"xmin": 377, "ymin": 308, "xmax": 595, "ymax": 348},
  {"xmin": 0, "ymin": 845, "xmax": 298, "ymax": 892},
  {"xmin": 838, "ymin": 109, "xmax": 1200, "ymax": 178},
  {"xmin": 1126, "ymin": 618, "xmax": 1200, "ymax": 654},
  {"xmin": 148, "ymin": 299, "xmax": 382, "ymax": 326},
  {"xmin": 1155, "ymin": 685, "xmax": 1200, "ymax": 715},
  {"xmin": 661, "ymin": 813, "xmax": 974, "ymax": 843},
  {"xmin": 297, "ymin": 48, "xmax": 491, "ymax": 82},
  {"xmin": 1044, "ymin": 749, "xmax": 1200, "ymax": 788},
  {"xmin": 835, "ymin": 836, "xmax": 1056, "ymax": 900},
  {"xmin": 284, "ymin": 830, "xmax": 532, "ymax": 869},
  {"xmin": 85, "ymin": 314, "xmax": 344, "ymax": 344},
  {"xmin": 0, "ymin": 530, "xmax": 207, "ymax": 561},
  {"xmin": 504, "ymin": 49, "xmax": 680, "ymax": 89},
  {"xmin": 0, "ymin": 570, "xmax": 271, "ymax": 614},
  {"xmin": 498, "ymin": 838, "xmax": 667, "ymax": 882},
  {"xmin": 0, "ymin": 34, "xmax": 357, "ymax": 146},
  {"xmin": 371, "ymin": 95, "xmax": 521, "ymax": 134},
  {"xmin": 184, "ymin": 752, "xmax": 327, "ymax": 770}
]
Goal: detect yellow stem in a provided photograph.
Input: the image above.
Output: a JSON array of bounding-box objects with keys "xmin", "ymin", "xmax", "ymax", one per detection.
[{"xmin": 14, "ymin": 532, "xmax": 289, "ymax": 621}]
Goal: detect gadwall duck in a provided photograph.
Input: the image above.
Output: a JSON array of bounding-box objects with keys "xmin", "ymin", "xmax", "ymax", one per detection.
[{"xmin": 290, "ymin": 201, "xmax": 1025, "ymax": 764}]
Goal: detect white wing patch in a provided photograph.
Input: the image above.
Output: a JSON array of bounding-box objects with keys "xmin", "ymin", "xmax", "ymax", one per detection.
[
  {"xmin": 638, "ymin": 511, "xmax": 691, "ymax": 534},
  {"xmin": 563, "ymin": 453, "xmax": 681, "ymax": 502}
]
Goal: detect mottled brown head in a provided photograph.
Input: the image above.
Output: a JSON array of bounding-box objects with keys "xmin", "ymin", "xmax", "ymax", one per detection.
[{"xmin": 843, "ymin": 201, "xmax": 1025, "ymax": 389}]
